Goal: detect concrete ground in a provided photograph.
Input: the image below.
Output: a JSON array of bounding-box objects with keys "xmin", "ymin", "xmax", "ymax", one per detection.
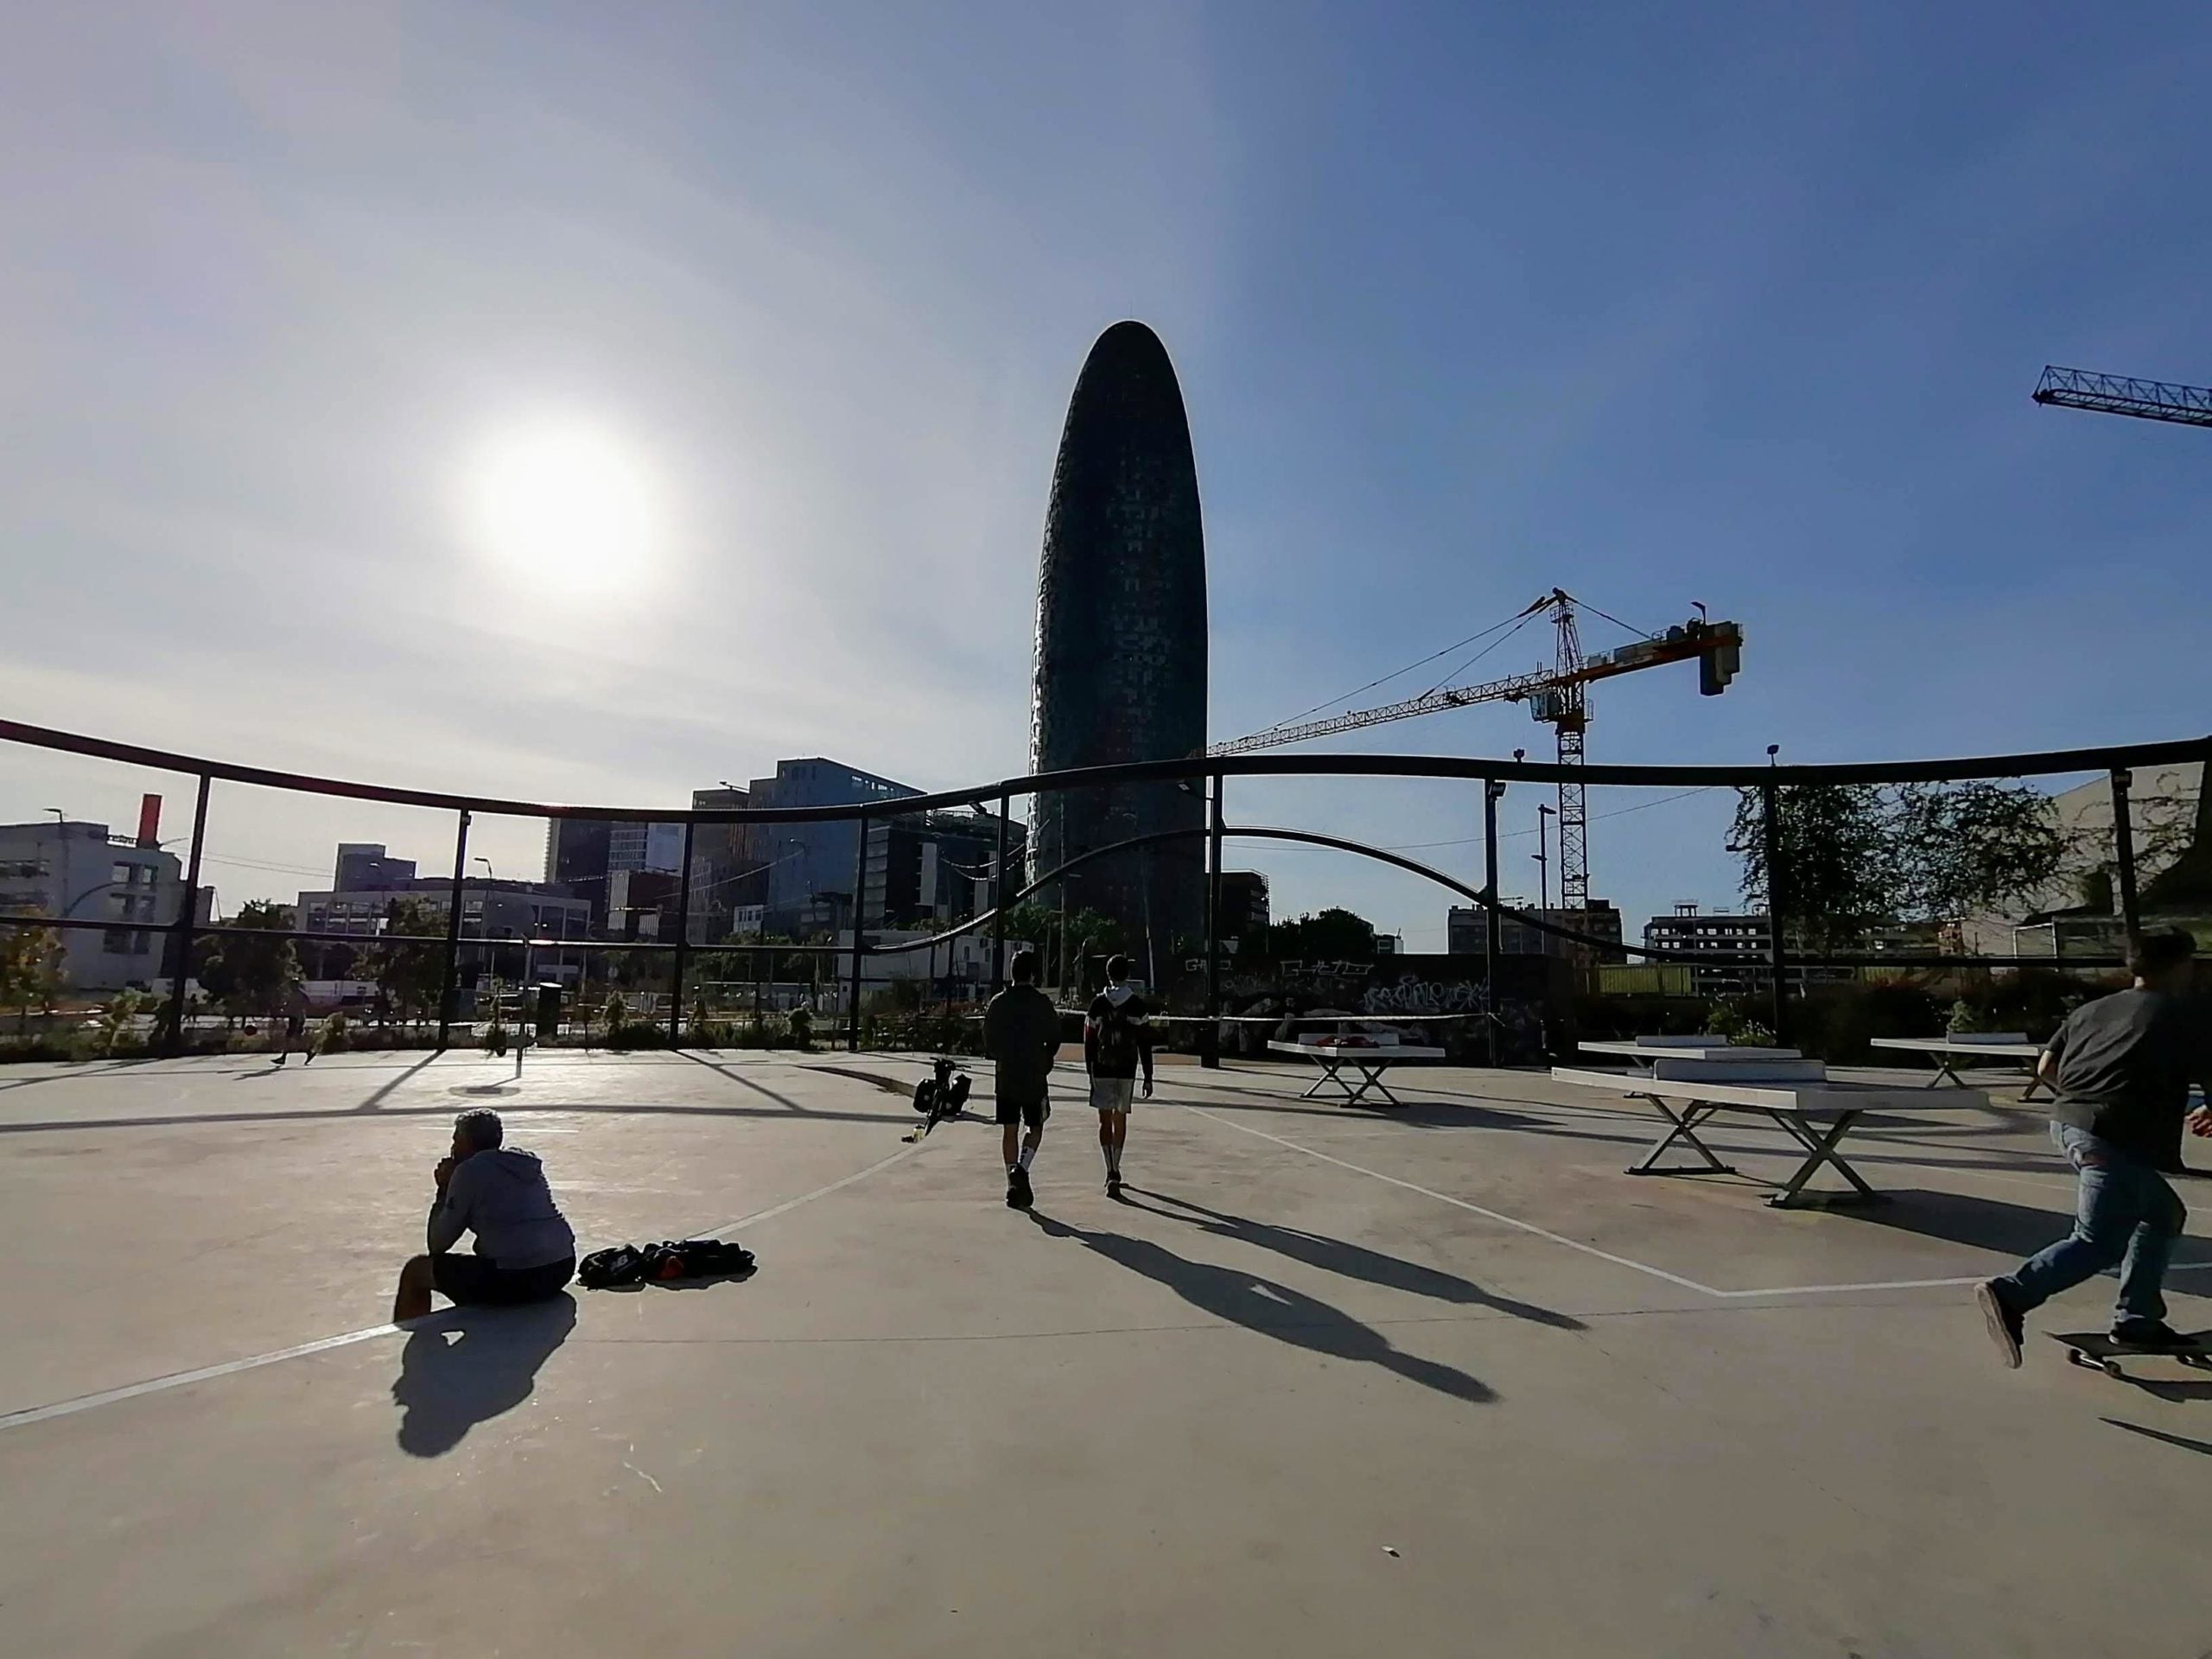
[{"xmin": 0, "ymin": 1047, "xmax": 2206, "ymax": 1658}]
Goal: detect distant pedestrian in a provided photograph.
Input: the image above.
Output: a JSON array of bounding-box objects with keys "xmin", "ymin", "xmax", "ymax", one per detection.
[
  {"xmin": 983, "ymin": 951, "xmax": 1061, "ymax": 1209},
  {"xmin": 1977, "ymin": 927, "xmax": 2212, "ymax": 1366},
  {"xmin": 1084, "ymin": 955, "xmax": 1154, "ymax": 1198},
  {"xmin": 271, "ymin": 983, "xmax": 310, "ymax": 1067}
]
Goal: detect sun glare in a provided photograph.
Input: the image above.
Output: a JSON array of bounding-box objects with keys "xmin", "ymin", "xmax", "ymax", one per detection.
[{"xmin": 467, "ymin": 420, "xmax": 658, "ymax": 592}]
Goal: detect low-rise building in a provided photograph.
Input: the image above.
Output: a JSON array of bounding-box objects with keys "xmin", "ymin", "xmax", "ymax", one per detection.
[{"xmin": 0, "ymin": 818, "xmax": 183, "ymax": 993}]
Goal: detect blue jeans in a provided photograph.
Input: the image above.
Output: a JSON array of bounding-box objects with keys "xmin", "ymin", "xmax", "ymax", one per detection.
[{"xmin": 1994, "ymin": 1125, "xmax": 2188, "ymax": 1325}]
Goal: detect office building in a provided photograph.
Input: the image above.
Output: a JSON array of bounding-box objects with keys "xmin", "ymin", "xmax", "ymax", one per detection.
[
  {"xmin": 0, "ymin": 817, "xmax": 183, "ymax": 993},
  {"xmin": 863, "ymin": 807, "xmax": 1026, "ymax": 931},
  {"xmin": 1450, "ymin": 899, "xmax": 1624, "ymax": 962},
  {"xmin": 1218, "ymin": 871, "xmax": 1269, "ymax": 946},
  {"xmin": 333, "ymin": 843, "xmax": 416, "ymax": 891},
  {"xmin": 1027, "ymin": 321, "xmax": 1209, "ymax": 955},
  {"xmin": 741, "ymin": 758, "xmax": 920, "ymax": 936}
]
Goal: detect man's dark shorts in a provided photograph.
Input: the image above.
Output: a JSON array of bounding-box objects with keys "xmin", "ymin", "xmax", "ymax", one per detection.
[
  {"xmin": 429, "ymin": 1253, "xmax": 575, "ymax": 1306},
  {"xmin": 995, "ymin": 1094, "xmax": 1050, "ymax": 1131}
]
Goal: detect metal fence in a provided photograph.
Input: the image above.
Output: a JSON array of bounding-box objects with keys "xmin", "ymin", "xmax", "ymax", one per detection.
[{"xmin": 4, "ymin": 715, "xmax": 2205, "ymax": 1060}]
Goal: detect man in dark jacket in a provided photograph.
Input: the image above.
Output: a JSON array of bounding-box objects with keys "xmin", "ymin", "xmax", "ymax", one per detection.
[
  {"xmin": 983, "ymin": 951, "xmax": 1061, "ymax": 1209},
  {"xmin": 392, "ymin": 1109, "xmax": 577, "ymax": 1321},
  {"xmin": 1977, "ymin": 927, "xmax": 2212, "ymax": 1365}
]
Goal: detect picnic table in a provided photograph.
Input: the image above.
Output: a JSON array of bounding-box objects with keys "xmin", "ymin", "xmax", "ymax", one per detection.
[
  {"xmin": 1268, "ymin": 1039, "xmax": 1446, "ymax": 1109},
  {"xmin": 1550, "ymin": 1064, "xmax": 1990, "ymax": 1208},
  {"xmin": 1867, "ymin": 1034, "xmax": 2047, "ymax": 1098}
]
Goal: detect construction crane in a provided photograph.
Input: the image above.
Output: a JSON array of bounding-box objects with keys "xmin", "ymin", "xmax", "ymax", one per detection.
[
  {"xmin": 1211, "ymin": 589, "xmax": 1744, "ymax": 914},
  {"xmin": 2032, "ymin": 365, "xmax": 2212, "ymax": 429}
]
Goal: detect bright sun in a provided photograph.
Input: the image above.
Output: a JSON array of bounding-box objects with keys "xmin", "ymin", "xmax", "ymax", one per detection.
[{"xmin": 467, "ymin": 421, "xmax": 658, "ymax": 591}]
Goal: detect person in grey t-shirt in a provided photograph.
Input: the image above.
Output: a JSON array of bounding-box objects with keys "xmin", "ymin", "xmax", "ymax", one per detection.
[
  {"xmin": 1976, "ymin": 928, "xmax": 2212, "ymax": 1365},
  {"xmin": 392, "ymin": 1109, "xmax": 576, "ymax": 1321}
]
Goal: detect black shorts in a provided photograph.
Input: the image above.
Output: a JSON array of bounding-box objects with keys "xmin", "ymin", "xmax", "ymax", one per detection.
[
  {"xmin": 429, "ymin": 1253, "xmax": 575, "ymax": 1306},
  {"xmin": 995, "ymin": 1094, "xmax": 1050, "ymax": 1130}
]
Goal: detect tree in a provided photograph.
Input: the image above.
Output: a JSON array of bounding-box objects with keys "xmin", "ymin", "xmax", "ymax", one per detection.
[
  {"xmin": 1892, "ymin": 781, "xmax": 2063, "ymax": 921},
  {"xmin": 1267, "ymin": 907, "xmax": 1378, "ymax": 961},
  {"xmin": 351, "ymin": 897, "xmax": 445, "ymax": 1029},
  {"xmin": 1, "ymin": 921, "xmax": 66, "ymax": 1035},
  {"xmin": 197, "ymin": 901, "xmax": 297, "ymax": 1024},
  {"xmin": 1731, "ymin": 779, "xmax": 2065, "ymax": 947}
]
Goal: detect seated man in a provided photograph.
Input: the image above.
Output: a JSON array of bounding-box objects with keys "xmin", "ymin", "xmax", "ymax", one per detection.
[{"xmin": 392, "ymin": 1109, "xmax": 577, "ymax": 1322}]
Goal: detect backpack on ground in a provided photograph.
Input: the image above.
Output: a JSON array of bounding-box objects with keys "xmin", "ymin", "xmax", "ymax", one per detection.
[
  {"xmin": 576, "ymin": 1238, "xmax": 754, "ymax": 1288},
  {"xmin": 576, "ymin": 1244, "xmax": 646, "ymax": 1288}
]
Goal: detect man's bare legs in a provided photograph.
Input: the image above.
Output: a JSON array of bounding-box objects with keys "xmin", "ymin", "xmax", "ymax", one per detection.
[
  {"xmin": 1098, "ymin": 1109, "xmax": 1128, "ymax": 1192},
  {"xmin": 392, "ymin": 1254, "xmax": 436, "ymax": 1323}
]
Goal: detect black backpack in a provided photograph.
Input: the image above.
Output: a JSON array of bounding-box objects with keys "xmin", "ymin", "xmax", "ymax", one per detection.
[{"xmin": 578, "ymin": 1238, "xmax": 755, "ymax": 1288}]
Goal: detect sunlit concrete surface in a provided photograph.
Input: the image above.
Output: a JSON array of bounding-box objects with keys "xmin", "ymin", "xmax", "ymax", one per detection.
[{"xmin": 1, "ymin": 1049, "xmax": 2205, "ymax": 1656}]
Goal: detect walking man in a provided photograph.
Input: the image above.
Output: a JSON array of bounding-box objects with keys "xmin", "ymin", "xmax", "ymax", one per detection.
[
  {"xmin": 1084, "ymin": 955, "xmax": 1154, "ymax": 1198},
  {"xmin": 1978, "ymin": 926, "xmax": 2212, "ymax": 1366},
  {"xmin": 983, "ymin": 951, "xmax": 1060, "ymax": 1209}
]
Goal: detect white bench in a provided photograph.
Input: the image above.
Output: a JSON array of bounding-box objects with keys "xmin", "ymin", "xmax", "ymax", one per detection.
[{"xmin": 1550, "ymin": 1065, "xmax": 1990, "ymax": 1208}]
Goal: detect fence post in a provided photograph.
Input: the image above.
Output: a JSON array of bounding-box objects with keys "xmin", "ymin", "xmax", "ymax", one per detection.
[
  {"xmin": 436, "ymin": 810, "xmax": 472, "ymax": 1050},
  {"xmin": 1203, "ymin": 772, "xmax": 1224, "ymax": 1068},
  {"xmin": 667, "ymin": 817, "xmax": 697, "ymax": 1046},
  {"xmin": 847, "ymin": 812, "xmax": 869, "ymax": 1052},
  {"xmin": 1758, "ymin": 781, "xmax": 1789, "ymax": 1042},
  {"xmin": 2109, "ymin": 767, "xmax": 2140, "ymax": 944},
  {"xmin": 991, "ymin": 789, "xmax": 1012, "ymax": 996},
  {"xmin": 1483, "ymin": 779, "xmax": 1502, "ymax": 1068},
  {"xmin": 161, "ymin": 772, "xmax": 212, "ymax": 1057}
]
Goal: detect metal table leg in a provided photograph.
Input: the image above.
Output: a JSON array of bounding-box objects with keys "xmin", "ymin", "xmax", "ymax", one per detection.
[
  {"xmin": 1927, "ymin": 1057, "xmax": 1967, "ymax": 1088},
  {"xmin": 1302, "ymin": 1057, "xmax": 1363, "ymax": 1103},
  {"xmin": 1625, "ymin": 1096, "xmax": 1736, "ymax": 1175},
  {"xmin": 1761, "ymin": 1109, "xmax": 1879, "ymax": 1206},
  {"xmin": 1341, "ymin": 1062, "xmax": 1406, "ymax": 1109}
]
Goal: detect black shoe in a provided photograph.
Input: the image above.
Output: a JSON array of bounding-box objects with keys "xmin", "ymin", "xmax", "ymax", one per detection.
[
  {"xmin": 2108, "ymin": 1319, "xmax": 2195, "ymax": 1352},
  {"xmin": 1106, "ymin": 1171, "xmax": 1124, "ymax": 1199},
  {"xmin": 1007, "ymin": 1168, "xmax": 1033, "ymax": 1210},
  {"xmin": 1976, "ymin": 1280, "xmax": 2023, "ymax": 1369}
]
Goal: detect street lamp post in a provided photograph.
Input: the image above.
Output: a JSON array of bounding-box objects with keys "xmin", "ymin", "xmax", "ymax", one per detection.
[{"xmin": 1535, "ymin": 804, "xmax": 1554, "ymax": 915}]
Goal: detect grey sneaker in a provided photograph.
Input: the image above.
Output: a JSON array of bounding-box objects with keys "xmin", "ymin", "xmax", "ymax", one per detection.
[{"xmin": 1976, "ymin": 1281, "xmax": 2023, "ymax": 1369}]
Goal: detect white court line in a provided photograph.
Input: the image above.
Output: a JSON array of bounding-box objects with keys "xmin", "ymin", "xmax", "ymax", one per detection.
[
  {"xmin": 0, "ymin": 1140, "xmax": 929, "ymax": 1437},
  {"xmin": 1173, "ymin": 1100, "xmax": 2212, "ymax": 1301}
]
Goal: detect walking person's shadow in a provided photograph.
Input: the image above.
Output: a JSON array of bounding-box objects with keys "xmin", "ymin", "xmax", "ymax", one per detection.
[
  {"xmin": 391, "ymin": 1294, "xmax": 578, "ymax": 1457},
  {"xmin": 1116, "ymin": 1187, "xmax": 1586, "ymax": 1331},
  {"xmin": 1027, "ymin": 1211, "xmax": 1499, "ymax": 1404}
]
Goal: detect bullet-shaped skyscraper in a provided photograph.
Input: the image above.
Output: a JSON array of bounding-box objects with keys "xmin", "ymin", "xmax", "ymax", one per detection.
[{"xmin": 1027, "ymin": 321, "xmax": 1209, "ymax": 976}]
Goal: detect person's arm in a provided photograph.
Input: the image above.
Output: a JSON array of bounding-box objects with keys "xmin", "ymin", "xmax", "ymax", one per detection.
[
  {"xmin": 2038, "ymin": 1018, "xmax": 2069, "ymax": 1089},
  {"xmin": 1136, "ymin": 999, "xmax": 1155, "ymax": 1094},
  {"xmin": 982, "ymin": 995, "xmax": 1004, "ymax": 1061},
  {"xmin": 2190, "ymin": 1027, "xmax": 2212, "ymax": 1139},
  {"xmin": 427, "ymin": 1159, "xmax": 472, "ymax": 1254},
  {"xmin": 1083, "ymin": 998, "xmax": 1101, "ymax": 1075}
]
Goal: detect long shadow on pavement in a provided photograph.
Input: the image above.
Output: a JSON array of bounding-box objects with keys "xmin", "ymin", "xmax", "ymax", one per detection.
[
  {"xmin": 1115, "ymin": 1187, "xmax": 1586, "ymax": 1331},
  {"xmin": 672, "ymin": 1048, "xmax": 814, "ymax": 1113},
  {"xmin": 2104, "ymin": 1418, "xmax": 2212, "ymax": 1452},
  {"xmin": 392, "ymin": 1294, "xmax": 578, "ymax": 1457},
  {"xmin": 1026, "ymin": 1210, "xmax": 1499, "ymax": 1405}
]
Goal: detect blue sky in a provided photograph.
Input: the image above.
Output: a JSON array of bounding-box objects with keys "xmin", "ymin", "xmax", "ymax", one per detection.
[{"xmin": 3, "ymin": 2, "xmax": 2208, "ymax": 945}]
